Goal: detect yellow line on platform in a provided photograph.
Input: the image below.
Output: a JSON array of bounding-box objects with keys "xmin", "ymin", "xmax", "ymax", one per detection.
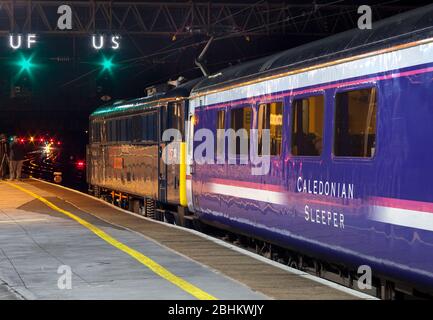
[{"xmin": 5, "ymin": 182, "xmax": 217, "ymax": 300}]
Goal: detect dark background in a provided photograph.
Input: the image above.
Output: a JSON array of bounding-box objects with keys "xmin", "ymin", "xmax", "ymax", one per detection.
[{"xmin": 0, "ymin": 0, "xmax": 429, "ymax": 162}]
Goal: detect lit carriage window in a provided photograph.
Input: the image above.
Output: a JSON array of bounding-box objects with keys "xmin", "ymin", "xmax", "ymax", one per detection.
[
  {"xmin": 230, "ymin": 106, "xmax": 252, "ymax": 156},
  {"xmin": 334, "ymin": 88, "xmax": 377, "ymax": 158},
  {"xmin": 291, "ymin": 95, "xmax": 324, "ymax": 156},
  {"xmin": 258, "ymin": 102, "xmax": 283, "ymax": 156},
  {"xmin": 215, "ymin": 110, "xmax": 226, "ymax": 157}
]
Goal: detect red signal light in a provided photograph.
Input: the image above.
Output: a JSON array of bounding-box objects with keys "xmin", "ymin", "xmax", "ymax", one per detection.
[
  {"xmin": 76, "ymin": 161, "xmax": 85, "ymax": 169},
  {"xmin": 19, "ymin": 138, "xmax": 25, "ymax": 143},
  {"xmin": 57, "ymin": 141, "xmax": 61, "ymax": 145}
]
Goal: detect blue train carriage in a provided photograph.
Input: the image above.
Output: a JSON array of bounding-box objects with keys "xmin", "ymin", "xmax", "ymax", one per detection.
[
  {"xmin": 186, "ymin": 6, "xmax": 433, "ymax": 296},
  {"xmin": 87, "ymin": 79, "xmax": 200, "ymax": 222}
]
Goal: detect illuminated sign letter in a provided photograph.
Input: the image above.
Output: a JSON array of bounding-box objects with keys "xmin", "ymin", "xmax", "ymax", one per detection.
[
  {"xmin": 111, "ymin": 35, "xmax": 120, "ymax": 49},
  {"xmin": 57, "ymin": 5, "xmax": 72, "ymax": 30},
  {"xmin": 92, "ymin": 35, "xmax": 104, "ymax": 50},
  {"xmin": 9, "ymin": 34, "xmax": 22, "ymax": 49},
  {"xmin": 27, "ymin": 34, "xmax": 37, "ymax": 49}
]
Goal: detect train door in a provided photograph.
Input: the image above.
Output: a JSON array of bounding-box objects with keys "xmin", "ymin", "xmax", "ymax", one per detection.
[
  {"xmin": 158, "ymin": 105, "xmax": 167, "ymax": 203},
  {"xmin": 165, "ymin": 101, "xmax": 185, "ymax": 205},
  {"xmin": 186, "ymin": 102, "xmax": 196, "ymax": 212}
]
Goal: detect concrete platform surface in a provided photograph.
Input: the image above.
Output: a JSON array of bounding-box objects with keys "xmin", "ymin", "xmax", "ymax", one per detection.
[
  {"xmin": 0, "ymin": 180, "xmax": 370, "ymax": 300},
  {"xmin": 0, "ymin": 181, "xmax": 266, "ymax": 300}
]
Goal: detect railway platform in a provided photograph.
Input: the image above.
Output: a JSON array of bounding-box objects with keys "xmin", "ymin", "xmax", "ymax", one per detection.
[{"xmin": 0, "ymin": 179, "xmax": 374, "ymax": 300}]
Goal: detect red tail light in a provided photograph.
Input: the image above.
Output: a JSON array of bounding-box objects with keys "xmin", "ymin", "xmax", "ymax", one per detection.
[{"xmin": 76, "ymin": 161, "xmax": 85, "ymax": 169}]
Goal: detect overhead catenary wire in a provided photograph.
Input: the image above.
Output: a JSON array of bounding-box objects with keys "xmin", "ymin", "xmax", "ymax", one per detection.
[{"xmin": 58, "ymin": 0, "xmax": 403, "ymax": 89}]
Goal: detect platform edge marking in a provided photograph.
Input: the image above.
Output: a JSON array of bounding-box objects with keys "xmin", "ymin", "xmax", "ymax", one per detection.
[{"xmin": 4, "ymin": 182, "xmax": 217, "ymax": 301}]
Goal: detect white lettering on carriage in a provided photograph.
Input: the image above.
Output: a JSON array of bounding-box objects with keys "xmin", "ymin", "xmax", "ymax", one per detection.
[
  {"xmin": 304, "ymin": 205, "xmax": 345, "ymax": 229},
  {"xmin": 299, "ymin": 176, "xmax": 350, "ymax": 230},
  {"xmin": 297, "ymin": 176, "xmax": 354, "ymax": 199}
]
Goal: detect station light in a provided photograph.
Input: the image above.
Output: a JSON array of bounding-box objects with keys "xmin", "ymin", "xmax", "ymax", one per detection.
[
  {"xmin": 191, "ymin": 114, "xmax": 199, "ymax": 126},
  {"xmin": 44, "ymin": 144, "xmax": 51, "ymax": 154}
]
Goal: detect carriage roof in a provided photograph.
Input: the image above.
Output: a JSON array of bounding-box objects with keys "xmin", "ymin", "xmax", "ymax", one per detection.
[
  {"xmin": 192, "ymin": 4, "xmax": 433, "ymax": 94},
  {"xmin": 90, "ymin": 78, "xmax": 201, "ymax": 118}
]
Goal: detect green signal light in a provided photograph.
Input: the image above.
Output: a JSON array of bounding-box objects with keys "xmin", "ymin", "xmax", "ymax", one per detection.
[
  {"xmin": 20, "ymin": 57, "xmax": 33, "ymax": 71},
  {"xmin": 103, "ymin": 59, "xmax": 113, "ymax": 70},
  {"xmin": 97, "ymin": 55, "xmax": 117, "ymax": 77},
  {"xmin": 11, "ymin": 53, "xmax": 38, "ymax": 80},
  {"xmin": 101, "ymin": 57, "xmax": 114, "ymax": 71},
  {"xmin": 14, "ymin": 54, "xmax": 35, "ymax": 73}
]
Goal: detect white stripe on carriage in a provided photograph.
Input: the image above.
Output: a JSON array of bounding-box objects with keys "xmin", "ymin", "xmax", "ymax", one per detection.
[
  {"xmin": 370, "ymin": 206, "xmax": 433, "ymax": 232},
  {"xmin": 191, "ymin": 40, "xmax": 433, "ymax": 107},
  {"xmin": 206, "ymin": 183, "xmax": 433, "ymax": 233},
  {"xmin": 206, "ymin": 183, "xmax": 288, "ymax": 206}
]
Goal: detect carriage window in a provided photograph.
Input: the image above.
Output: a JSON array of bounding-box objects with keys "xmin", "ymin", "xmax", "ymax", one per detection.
[
  {"xmin": 91, "ymin": 122, "xmax": 101, "ymax": 143},
  {"xmin": 334, "ymin": 88, "xmax": 377, "ymax": 158},
  {"xmin": 132, "ymin": 116, "xmax": 142, "ymax": 141},
  {"xmin": 141, "ymin": 112, "xmax": 158, "ymax": 143},
  {"xmin": 215, "ymin": 110, "xmax": 225, "ymax": 157},
  {"xmin": 115, "ymin": 119, "xmax": 122, "ymax": 141},
  {"xmin": 291, "ymin": 95, "xmax": 324, "ymax": 156},
  {"xmin": 230, "ymin": 107, "xmax": 252, "ymax": 156},
  {"xmin": 120, "ymin": 118, "xmax": 132, "ymax": 142},
  {"xmin": 107, "ymin": 120, "xmax": 116, "ymax": 142},
  {"xmin": 258, "ymin": 102, "xmax": 283, "ymax": 156}
]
